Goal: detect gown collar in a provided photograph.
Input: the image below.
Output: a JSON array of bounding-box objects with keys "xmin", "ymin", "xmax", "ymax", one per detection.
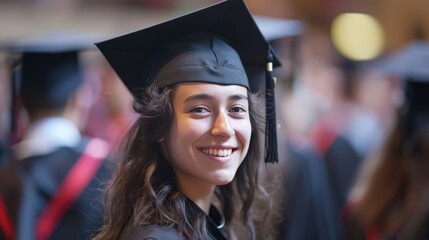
[{"xmin": 185, "ymin": 198, "xmax": 227, "ymax": 240}]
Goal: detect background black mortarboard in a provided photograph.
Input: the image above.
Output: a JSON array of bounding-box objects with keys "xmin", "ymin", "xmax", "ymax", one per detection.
[
  {"xmin": 0, "ymin": 33, "xmax": 102, "ymax": 144},
  {"xmin": 376, "ymin": 41, "xmax": 429, "ymax": 136},
  {"xmin": 2, "ymin": 33, "xmax": 102, "ymax": 99},
  {"xmin": 96, "ymin": 0, "xmax": 292, "ymax": 163}
]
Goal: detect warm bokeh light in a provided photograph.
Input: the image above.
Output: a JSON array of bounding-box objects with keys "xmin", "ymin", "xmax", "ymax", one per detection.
[{"xmin": 331, "ymin": 13, "xmax": 385, "ymax": 61}]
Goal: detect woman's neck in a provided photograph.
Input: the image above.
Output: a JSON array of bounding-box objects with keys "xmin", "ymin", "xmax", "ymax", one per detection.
[{"xmin": 176, "ymin": 175, "xmax": 215, "ymax": 214}]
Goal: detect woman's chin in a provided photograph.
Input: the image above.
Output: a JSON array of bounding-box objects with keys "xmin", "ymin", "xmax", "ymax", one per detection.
[{"xmin": 211, "ymin": 174, "xmax": 236, "ymax": 186}]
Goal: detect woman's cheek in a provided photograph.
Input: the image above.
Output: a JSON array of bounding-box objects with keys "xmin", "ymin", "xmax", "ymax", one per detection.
[{"xmin": 234, "ymin": 120, "xmax": 252, "ymax": 152}]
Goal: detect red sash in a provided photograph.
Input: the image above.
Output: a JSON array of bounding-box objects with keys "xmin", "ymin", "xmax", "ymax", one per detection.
[
  {"xmin": 0, "ymin": 195, "xmax": 14, "ymax": 240},
  {"xmin": 366, "ymin": 227, "xmax": 380, "ymax": 240},
  {"xmin": 36, "ymin": 138, "xmax": 109, "ymax": 240}
]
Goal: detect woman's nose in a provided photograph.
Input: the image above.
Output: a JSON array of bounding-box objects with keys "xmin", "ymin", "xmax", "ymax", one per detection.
[{"xmin": 211, "ymin": 112, "xmax": 235, "ymax": 138}]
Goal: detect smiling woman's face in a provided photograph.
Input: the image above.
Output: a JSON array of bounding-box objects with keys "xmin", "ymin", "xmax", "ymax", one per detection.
[{"xmin": 166, "ymin": 83, "xmax": 252, "ymax": 190}]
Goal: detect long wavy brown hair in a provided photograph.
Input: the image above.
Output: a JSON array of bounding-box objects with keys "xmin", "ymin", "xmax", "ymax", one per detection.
[
  {"xmin": 355, "ymin": 111, "xmax": 429, "ymax": 238},
  {"xmin": 93, "ymin": 83, "xmax": 270, "ymax": 240}
]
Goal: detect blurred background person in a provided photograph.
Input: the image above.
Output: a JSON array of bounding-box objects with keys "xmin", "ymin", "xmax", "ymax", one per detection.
[
  {"xmin": 308, "ymin": 57, "xmax": 393, "ymax": 229},
  {"xmin": 268, "ymin": 35, "xmax": 344, "ymax": 240},
  {"xmin": 345, "ymin": 41, "xmax": 429, "ymax": 240},
  {"xmin": 0, "ymin": 38, "xmax": 114, "ymax": 240}
]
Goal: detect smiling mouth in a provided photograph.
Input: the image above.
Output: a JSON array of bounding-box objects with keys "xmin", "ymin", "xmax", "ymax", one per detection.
[{"xmin": 201, "ymin": 148, "xmax": 235, "ymax": 157}]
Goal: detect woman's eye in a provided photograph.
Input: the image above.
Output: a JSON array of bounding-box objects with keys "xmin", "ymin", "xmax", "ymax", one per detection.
[
  {"xmin": 230, "ymin": 106, "xmax": 246, "ymax": 113},
  {"xmin": 191, "ymin": 107, "xmax": 209, "ymax": 113}
]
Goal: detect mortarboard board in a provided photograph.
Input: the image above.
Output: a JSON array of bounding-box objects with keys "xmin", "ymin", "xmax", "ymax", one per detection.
[
  {"xmin": 0, "ymin": 32, "xmax": 103, "ymax": 53},
  {"xmin": 376, "ymin": 41, "xmax": 429, "ymax": 136},
  {"xmin": 253, "ymin": 16, "xmax": 304, "ymax": 42},
  {"xmin": 376, "ymin": 41, "xmax": 429, "ymax": 80},
  {"xmin": 96, "ymin": 0, "xmax": 282, "ymax": 163}
]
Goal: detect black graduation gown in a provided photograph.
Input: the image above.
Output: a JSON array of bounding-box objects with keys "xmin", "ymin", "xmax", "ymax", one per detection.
[
  {"xmin": 324, "ymin": 135, "xmax": 362, "ymax": 211},
  {"xmin": 0, "ymin": 137, "xmax": 114, "ymax": 240},
  {"xmin": 277, "ymin": 144, "xmax": 344, "ymax": 240},
  {"xmin": 119, "ymin": 200, "xmax": 227, "ymax": 240}
]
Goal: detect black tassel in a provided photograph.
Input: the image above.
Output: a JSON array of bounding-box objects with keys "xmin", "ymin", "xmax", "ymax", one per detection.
[{"xmin": 264, "ymin": 50, "xmax": 278, "ymax": 163}]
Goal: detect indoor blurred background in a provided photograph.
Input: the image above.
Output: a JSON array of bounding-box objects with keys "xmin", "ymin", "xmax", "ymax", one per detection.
[{"xmin": 1, "ymin": 0, "xmax": 428, "ymax": 239}]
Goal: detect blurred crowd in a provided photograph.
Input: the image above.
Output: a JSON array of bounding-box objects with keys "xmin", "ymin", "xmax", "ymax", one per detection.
[{"xmin": 0, "ymin": 0, "xmax": 429, "ymax": 239}]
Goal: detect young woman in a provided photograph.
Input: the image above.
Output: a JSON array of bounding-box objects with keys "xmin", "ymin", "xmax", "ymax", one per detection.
[{"xmin": 93, "ymin": 0, "xmax": 280, "ymax": 239}]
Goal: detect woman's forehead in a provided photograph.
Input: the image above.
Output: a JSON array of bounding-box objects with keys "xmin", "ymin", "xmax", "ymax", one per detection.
[{"xmin": 172, "ymin": 83, "xmax": 248, "ymax": 99}]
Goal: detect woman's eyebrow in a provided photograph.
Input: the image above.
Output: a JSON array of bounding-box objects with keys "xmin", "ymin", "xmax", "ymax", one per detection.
[
  {"xmin": 184, "ymin": 93, "xmax": 248, "ymax": 103},
  {"xmin": 228, "ymin": 94, "xmax": 248, "ymax": 101},
  {"xmin": 184, "ymin": 93, "xmax": 213, "ymax": 103}
]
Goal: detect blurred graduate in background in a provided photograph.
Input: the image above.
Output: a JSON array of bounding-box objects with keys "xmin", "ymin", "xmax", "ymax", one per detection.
[
  {"xmin": 0, "ymin": 36, "xmax": 114, "ymax": 240},
  {"xmin": 345, "ymin": 41, "xmax": 429, "ymax": 240}
]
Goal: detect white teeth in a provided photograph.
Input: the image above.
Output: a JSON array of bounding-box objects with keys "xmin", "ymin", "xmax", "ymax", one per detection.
[{"xmin": 202, "ymin": 148, "xmax": 233, "ymax": 157}]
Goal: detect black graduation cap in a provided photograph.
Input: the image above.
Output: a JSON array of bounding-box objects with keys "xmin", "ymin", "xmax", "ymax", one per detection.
[
  {"xmin": 253, "ymin": 16, "xmax": 304, "ymax": 41},
  {"xmin": 1, "ymin": 33, "xmax": 100, "ymax": 144},
  {"xmin": 0, "ymin": 33, "xmax": 101, "ymax": 53},
  {"xmin": 376, "ymin": 41, "xmax": 429, "ymax": 136},
  {"xmin": 13, "ymin": 33, "xmax": 103, "ymax": 110},
  {"xmin": 96, "ymin": 0, "xmax": 282, "ymax": 163},
  {"xmin": 4, "ymin": 33, "xmax": 102, "ymax": 99}
]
